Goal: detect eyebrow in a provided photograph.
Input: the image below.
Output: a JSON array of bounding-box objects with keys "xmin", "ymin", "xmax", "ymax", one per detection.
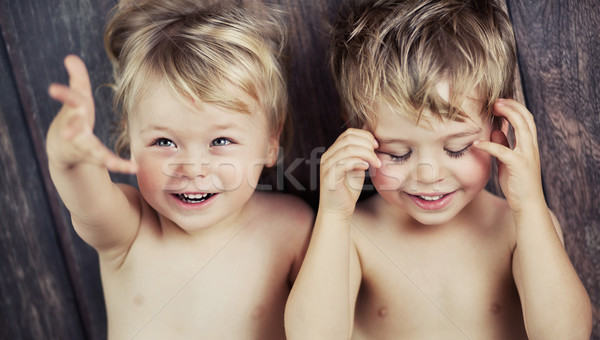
[
  {"xmin": 139, "ymin": 125, "xmax": 174, "ymax": 134},
  {"xmin": 139, "ymin": 122, "xmax": 242, "ymax": 134},
  {"xmin": 376, "ymin": 127, "xmax": 483, "ymax": 144}
]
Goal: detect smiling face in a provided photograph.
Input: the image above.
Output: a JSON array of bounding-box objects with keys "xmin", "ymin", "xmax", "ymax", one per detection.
[
  {"xmin": 370, "ymin": 84, "xmax": 493, "ymax": 226},
  {"xmin": 128, "ymin": 81, "xmax": 278, "ymax": 233}
]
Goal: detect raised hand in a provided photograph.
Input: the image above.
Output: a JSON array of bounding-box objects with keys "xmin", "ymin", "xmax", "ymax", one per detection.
[
  {"xmin": 318, "ymin": 128, "xmax": 381, "ymax": 218},
  {"xmin": 46, "ymin": 55, "xmax": 136, "ymax": 173},
  {"xmin": 473, "ymin": 99, "xmax": 544, "ymax": 214}
]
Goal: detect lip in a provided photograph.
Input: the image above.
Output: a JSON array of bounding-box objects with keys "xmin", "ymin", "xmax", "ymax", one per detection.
[
  {"xmin": 406, "ymin": 191, "xmax": 455, "ymax": 211},
  {"xmin": 170, "ymin": 192, "xmax": 219, "ymax": 209}
]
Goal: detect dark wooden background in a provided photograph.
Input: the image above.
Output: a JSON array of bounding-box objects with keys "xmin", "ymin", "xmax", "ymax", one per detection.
[{"xmin": 0, "ymin": 0, "xmax": 598, "ymax": 339}]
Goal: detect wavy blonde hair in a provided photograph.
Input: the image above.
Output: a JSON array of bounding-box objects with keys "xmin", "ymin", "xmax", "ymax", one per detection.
[
  {"xmin": 104, "ymin": 0, "xmax": 289, "ymax": 156},
  {"xmin": 331, "ymin": 0, "xmax": 516, "ymax": 129}
]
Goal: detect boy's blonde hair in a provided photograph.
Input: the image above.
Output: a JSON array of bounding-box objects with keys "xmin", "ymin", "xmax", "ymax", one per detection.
[
  {"xmin": 331, "ymin": 0, "xmax": 517, "ymax": 129},
  {"xmin": 104, "ymin": 0, "xmax": 289, "ymax": 156}
]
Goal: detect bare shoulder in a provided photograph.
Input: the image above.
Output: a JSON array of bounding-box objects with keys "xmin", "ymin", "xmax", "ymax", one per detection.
[
  {"xmin": 353, "ymin": 194, "xmax": 386, "ymax": 229},
  {"xmin": 480, "ymin": 190, "xmax": 512, "ymax": 223},
  {"xmin": 255, "ymin": 191, "xmax": 314, "ymax": 225},
  {"xmin": 94, "ymin": 182, "xmax": 144, "ymax": 266},
  {"xmin": 477, "ymin": 191, "xmax": 563, "ymax": 245},
  {"xmin": 474, "ymin": 191, "xmax": 518, "ymax": 249},
  {"xmin": 252, "ymin": 192, "xmax": 314, "ymax": 280},
  {"xmin": 251, "ymin": 191, "xmax": 314, "ymax": 242}
]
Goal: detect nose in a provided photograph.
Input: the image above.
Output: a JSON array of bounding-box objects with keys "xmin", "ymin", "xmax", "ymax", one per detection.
[
  {"xmin": 164, "ymin": 151, "xmax": 209, "ymax": 180},
  {"xmin": 171, "ymin": 161, "xmax": 207, "ymax": 179},
  {"xmin": 413, "ymin": 154, "xmax": 444, "ymax": 188}
]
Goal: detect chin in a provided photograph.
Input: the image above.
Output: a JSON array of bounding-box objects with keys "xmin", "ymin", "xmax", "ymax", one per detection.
[{"xmin": 410, "ymin": 212, "xmax": 456, "ymax": 227}]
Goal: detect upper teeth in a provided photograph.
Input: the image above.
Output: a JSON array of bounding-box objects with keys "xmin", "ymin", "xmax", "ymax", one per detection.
[
  {"xmin": 182, "ymin": 193, "xmax": 209, "ymax": 200},
  {"xmin": 419, "ymin": 195, "xmax": 444, "ymax": 201}
]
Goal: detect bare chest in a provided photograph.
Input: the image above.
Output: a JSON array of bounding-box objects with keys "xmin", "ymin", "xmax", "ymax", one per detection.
[
  {"xmin": 101, "ymin": 238, "xmax": 290, "ymax": 339},
  {"xmin": 352, "ymin": 226, "xmax": 526, "ymax": 339}
]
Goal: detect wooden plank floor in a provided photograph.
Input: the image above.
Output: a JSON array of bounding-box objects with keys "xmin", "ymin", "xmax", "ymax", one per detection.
[{"xmin": 0, "ymin": 0, "xmax": 597, "ymax": 338}]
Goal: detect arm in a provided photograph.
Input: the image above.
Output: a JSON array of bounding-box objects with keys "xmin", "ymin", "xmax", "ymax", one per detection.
[
  {"xmin": 46, "ymin": 55, "xmax": 140, "ymax": 261},
  {"xmin": 474, "ymin": 99, "xmax": 592, "ymax": 339},
  {"xmin": 285, "ymin": 129, "xmax": 381, "ymax": 339}
]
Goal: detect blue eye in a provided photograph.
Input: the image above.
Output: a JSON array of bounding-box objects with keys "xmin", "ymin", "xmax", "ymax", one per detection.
[
  {"xmin": 211, "ymin": 137, "xmax": 232, "ymax": 147},
  {"xmin": 445, "ymin": 144, "xmax": 472, "ymax": 159},
  {"xmin": 153, "ymin": 138, "xmax": 176, "ymax": 148},
  {"xmin": 382, "ymin": 150, "xmax": 412, "ymax": 163}
]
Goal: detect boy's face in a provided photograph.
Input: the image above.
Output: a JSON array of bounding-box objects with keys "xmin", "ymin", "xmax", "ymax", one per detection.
[
  {"xmin": 128, "ymin": 82, "xmax": 278, "ymax": 233},
  {"xmin": 370, "ymin": 83, "xmax": 493, "ymax": 226}
]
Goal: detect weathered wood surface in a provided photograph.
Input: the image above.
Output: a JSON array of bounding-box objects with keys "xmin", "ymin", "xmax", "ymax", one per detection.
[
  {"xmin": 0, "ymin": 0, "xmax": 597, "ymax": 339},
  {"xmin": 0, "ymin": 28, "xmax": 86, "ymax": 339},
  {"xmin": 507, "ymin": 0, "xmax": 600, "ymax": 337},
  {"xmin": 0, "ymin": 1, "xmax": 122, "ymax": 339}
]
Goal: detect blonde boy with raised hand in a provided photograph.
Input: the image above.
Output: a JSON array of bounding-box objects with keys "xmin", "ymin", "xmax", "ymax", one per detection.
[
  {"xmin": 285, "ymin": 0, "xmax": 592, "ymax": 339},
  {"xmin": 46, "ymin": 1, "xmax": 312, "ymax": 339}
]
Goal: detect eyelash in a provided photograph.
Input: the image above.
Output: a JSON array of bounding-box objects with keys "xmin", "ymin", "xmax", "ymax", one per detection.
[
  {"xmin": 211, "ymin": 137, "xmax": 233, "ymax": 146},
  {"xmin": 152, "ymin": 138, "xmax": 176, "ymax": 148},
  {"xmin": 445, "ymin": 144, "xmax": 472, "ymax": 159},
  {"xmin": 384, "ymin": 144, "xmax": 472, "ymax": 162},
  {"xmin": 386, "ymin": 150, "xmax": 412, "ymax": 163},
  {"xmin": 151, "ymin": 137, "xmax": 234, "ymax": 148}
]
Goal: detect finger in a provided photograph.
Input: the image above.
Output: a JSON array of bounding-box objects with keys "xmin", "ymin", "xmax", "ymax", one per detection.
[
  {"xmin": 503, "ymin": 99, "xmax": 539, "ymax": 151},
  {"xmin": 105, "ymin": 155, "xmax": 138, "ymax": 174},
  {"xmin": 48, "ymin": 83, "xmax": 86, "ymax": 108},
  {"xmin": 489, "ymin": 130, "xmax": 509, "ymax": 168},
  {"xmin": 64, "ymin": 55, "xmax": 92, "ymax": 97},
  {"xmin": 501, "ymin": 99, "xmax": 537, "ymax": 138},
  {"xmin": 324, "ymin": 130, "xmax": 379, "ymax": 166},
  {"xmin": 324, "ymin": 157, "xmax": 369, "ymax": 187},
  {"xmin": 473, "ymin": 139, "xmax": 515, "ymax": 164},
  {"xmin": 322, "ymin": 144, "xmax": 381, "ymax": 175},
  {"xmin": 68, "ymin": 132, "xmax": 116, "ymax": 168},
  {"xmin": 62, "ymin": 109, "xmax": 90, "ymax": 140},
  {"xmin": 493, "ymin": 99, "xmax": 535, "ymax": 151},
  {"xmin": 88, "ymin": 140, "xmax": 137, "ymax": 174},
  {"xmin": 337, "ymin": 128, "xmax": 378, "ymax": 148}
]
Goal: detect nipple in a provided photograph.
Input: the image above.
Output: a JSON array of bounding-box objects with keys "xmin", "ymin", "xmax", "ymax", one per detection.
[
  {"xmin": 133, "ymin": 294, "xmax": 145, "ymax": 307},
  {"xmin": 252, "ymin": 305, "xmax": 265, "ymax": 320},
  {"xmin": 490, "ymin": 303, "xmax": 502, "ymax": 314},
  {"xmin": 377, "ymin": 307, "xmax": 388, "ymax": 318}
]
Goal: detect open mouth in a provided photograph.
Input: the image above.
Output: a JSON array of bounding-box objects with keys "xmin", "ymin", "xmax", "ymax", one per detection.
[
  {"xmin": 407, "ymin": 191, "xmax": 455, "ymax": 211},
  {"xmin": 414, "ymin": 194, "xmax": 446, "ymax": 201},
  {"xmin": 174, "ymin": 193, "xmax": 216, "ymax": 204}
]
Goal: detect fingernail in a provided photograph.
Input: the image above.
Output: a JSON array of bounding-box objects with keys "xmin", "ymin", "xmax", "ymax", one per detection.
[{"xmin": 496, "ymin": 99, "xmax": 505, "ymax": 106}]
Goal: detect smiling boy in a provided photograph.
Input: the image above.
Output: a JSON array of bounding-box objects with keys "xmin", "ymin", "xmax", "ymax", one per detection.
[
  {"xmin": 46, "ymin": 1, "xmax": 312, "ymax": 339},
  {"xmin": 285, "ymin": 0, "xmax": 592, "ymax": 339}
]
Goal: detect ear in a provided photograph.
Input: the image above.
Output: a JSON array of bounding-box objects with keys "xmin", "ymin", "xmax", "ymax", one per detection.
[
  {"xmin": 265, "ymin": 136, "xmax": 279, "ymax": 168},
  {"xmin": 500, "ymin": 117, "xmax": 509, "ymax": 135}
]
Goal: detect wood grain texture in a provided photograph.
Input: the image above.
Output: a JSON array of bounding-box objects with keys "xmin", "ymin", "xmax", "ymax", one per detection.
[
  {"xmin": 0, "ymin": 0, "xmax": 125, "ymax": 338},
  {"xmin": 507, "ymin": 0, "xmax": 600, "ymax": 337},
  {"xmin": 0, "ymin": 30, "xmax": 86, "ymax": 340},
  {"xmin": 258, "ymin": 0, "xmax": 346, "ymax": 207},
  {"xmin": 0, "ymin": 0, "xmax": 598, "ymax": 339}
]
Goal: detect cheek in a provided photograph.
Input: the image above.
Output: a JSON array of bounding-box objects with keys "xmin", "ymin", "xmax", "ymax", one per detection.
[
  {"xmin": 371, "ymin": 164, "xmax": 409, "ymax": 192},
  {"xmin": 135, "ymin": 156, "xmax": 166, "ymax": 188},
  {"xmin": 456, "ymin": 150, "xmax": 492, "ymax": 189},
  {"xmin": 212, "ymin": 155, "xmax": 263, "ymax": 191}
]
